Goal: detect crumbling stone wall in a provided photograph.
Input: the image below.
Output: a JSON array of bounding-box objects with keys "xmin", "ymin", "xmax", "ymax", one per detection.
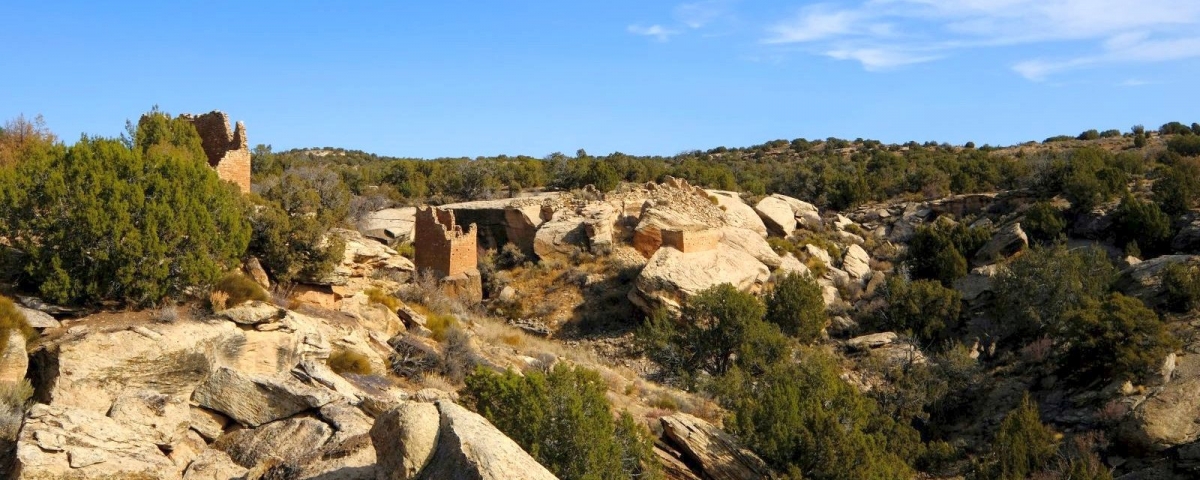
[
  {"xmin": 181, "ymin": 111, "xmax": 251, "ymax": 193},
  {"xmin": 414, "ymin": 207, "xmax": 478, "ymax": 278},
  {"xmin": 661, "ymin": 227, "xmax": 720, "ymax": 253}
]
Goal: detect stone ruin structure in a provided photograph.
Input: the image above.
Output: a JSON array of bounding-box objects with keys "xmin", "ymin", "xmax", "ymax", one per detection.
[
  {"xmin": 661, "ymin": 226, "xmax": 720, "ymax": 253},
  {"xmin": 414, "ymin": 206, "xmax": 482, "ymax": 302},
  {"xmin": 180, "ymin": 111, "xmax": 251, "ymax": 193}
]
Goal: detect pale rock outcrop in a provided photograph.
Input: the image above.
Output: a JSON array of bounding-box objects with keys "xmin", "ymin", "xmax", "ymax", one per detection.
[
  {"xmin": 107, "ymin": 390, "xmax": 190, "ymax": 447},
  {"xmin": 660, "ymin": 413, "xmax": 773, "ymax": 480},
  {"xmin": 244, "ymin": 257, "xmax": 271, "ymax": 290},
  {"xmin": 706, "ymin": 190, "xmax": 767, "ymax": 237},
  {"xmin": 777, "ymin": 253, "xmax": 811, "ymax": 277},
  {"xmin": 311, "ymin": 229, "xmax": 415, "ymax": 286},
  {"xmin": 804, "ymin": 244, "xmax": 833, "ymax": 269},
  {"xmin": 17, "ymin": 306, "xmax": 59, "ymax": 329},
  {"xmin": 214, "ymin": 415, "xmax": 333, "ymax": 469},
  {"xmin": 369, "ymin": 402, "xmax": 441, "ymax": 480},
  {"xmin": 533, "ymin": 211, "xmax": 590, "ymax": 260},
  {"xmin": 1172, "ymin": 210, "xmax": 1200, "ymax": 253},
  {"xmin": 581, "ymin": 202, "xmax": 619, "ymax": 254},
  {"xmin": 1116, "ymin": 255, "xmax": 1200, "ymax": 309},
  {"xmin": 1072, "ymin": 203, "xmax": 1117, "ymax": 240},
  {"xmin": 218, "ymin": 301, "xmax": 283, "ymax": 325},
  {"xmin": 361, "ymin": 207, "xmax": 417, "ymax": 244},
  {"xmin": 340, "ymin": 292, "xmax": 406, "ymax": 338},
  {"xmin": 1122, "ymin": 355, "xmax": 1200, "ymax": 450},
  {"xmin": 0, "ymin": 330, "xmax": 28, "ymax": 384},
  {"xmin": 720, "ymin": 227, "xmax": 783, "ymax": 268},
  {"xmin": 847, "ymin": 332, "xmax": 898, "ymax": 350},
  {"xmin": 842, "ymin": 244, "xmax": 871, "ymax": 282},
  {"xmin": 182, "ymin": 449, "xmax": 248, "ymax": 480},
  {"xmin": 630, "ymin": 247, "xmax": 770, "ymax": 313},
  {"xmin": 189, "ymin": 406, "xmax": 231, "ymax": 441},
  {"xmin": 191, "ymin": 367, "xmax": 338, "ymax": 427},
  {"xmin": 974, "ymin": 223, "xmax": 1028, "ymax": 266},
  {"xmin": 414, "ymin": 400, "xmax": 557, "ymax": 480},
  {"xmin": 753, "ymin": 195, "xmax": 796, "ymax": 237},
  {"xmin": 505, "ymin": 205, "xmax": 549, "ymax": 255},
  {"xmin": 230, "ymin": 330, "xmax": 302, "ymax": 376},
  {"xmin": 31, "ymin": 320, "xmax": 242, "ymax": 414},
  {"xmin": 632, "ymin": 204, "xmax": 710, "ymax": 258},
  {"xmin": 17, "ymin": 403, "xmax": 177, "ymax": 479}
]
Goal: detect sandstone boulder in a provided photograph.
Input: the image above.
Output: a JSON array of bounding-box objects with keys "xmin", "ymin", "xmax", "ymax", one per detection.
[
  {"xmin": 847, "ymin": 332, "xmax": 898, "ymax": 351},
  {"xmin": 630, "ymin": 246, "xmax": 770, "ymax": 313},
  {"xmin": 361, "ymin": 207, "xmax": 417, "ymax": 244},
  {"xmin": 974, "ymin": 222, "xmax": 1028, "ymax": 266},
  {"xmin": 842, "ymin": 244, "xmax": 871, "ymax": 281},
  {"xmin": 706, "ymin": 190, "xmax": 767, "ymax": 237},
  {"xmin": 181, "ymin": 449, "xmax": 248, "ymax": 480},
  {"xmin": 191, "ymin": 367, "xmax": 338, "ymax": 427},
  {"xmin": 1122, "ymin": 355, "xmax": 1200, "ymax": 450},
  {"xmin": 369, "ymin": 401, "xmax": 441, "ymax": 480},
  {"xmin": 720, "ymin": 227, "xmax": 782, "ymax": 268},
  {"xmin": 219, "ymin": 301, "xmax": 283, "ymax": 325},
  {"xmin": 214, "ymin": 415, "xmax": 333, "ymax": 469},
  {"xmin": 0, "ymin": 330, "xmax": 28, "ymax": 384},
  {"xmin": 415, "ymin": 401, "xmax": 557, "ymax": 480},
  {"xmin": 16, "ymin": 306, "xmax": 58, "ymax": 329},
  {"xmin": 1072, "ymin": 203, "xmax": 1117, "ymax": 240},
  {"xmin": 777, "ymin": 253, "xmax": 811, "ymax": 277},
  {"xmin": 31, "ymin": 320, "xmax": 242, "ymax": 414},
  {"xmin": 107, "ymin": 389, "xmax": 190, "ymax": 447},
  {"xmin": 1173, "ymin": 211, "xmax": 1200, "ymax": 253},
  {"xmin": 753, "ymin": 195, "xmax": 797, "ymax": 237},
  {"xmin": 244, "ymin": 257, "xmax": 271, "ymax": 290},
  {"xmin": 1116, "ymin": 255, "xmax": 1200, "ymax": 309},
  {"xmin": 17, "ymin": 403, "xmax": 177, "ymax": 479},
  {"xmin": 804, "ymin": 244, "xmax": 833, "ymax": 269},
  {"xmin": 660, "ymin": 413, "xmax": 773, "ymax": 480},
  {"xmin": 533, "ymin": 212, "xmax": 589, "ymax": 260}
]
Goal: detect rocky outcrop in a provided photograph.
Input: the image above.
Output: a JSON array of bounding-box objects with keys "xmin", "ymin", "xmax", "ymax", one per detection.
[
  {"xmin": 0, "ymin": 330, "xmax": 28, "ymax": 384},
  {"xmin": 753, "ymin": 194, "xmax": 819, "ymax": 237},
  {"xmin": 17, "ymin": 306, "xmax": 58, "ymax": 329},
  {"xmin": 191, "ymin": 367, "xmax": 338, "ymax": 427},
  {"xmin": 1072, "ymin": 203, "xmax": 1117, "ymax": 240},
  {"xmin": 181, "ymin": 449, "xmax": 247, "ymax": 480},
  {"xmin": 1173, "ymin": 211, "xmax": 1200, "ymax": 254},
  {"xmin": 974, "ymin": 223, "xmax": 1027, "ymax": 266},
  {"xmin": 1122, "ymin": 355, "xmax": 1200, "ymax": 450},
  {"xmin": 17, "ymin": 403, "xmax": 178, "ymax": 479},
  {"xmin": 440, "ymin": 193, "xmax": 564, "ymax": 254},
  {"xmin": 659, "ymin": 413, "xmax": 773, "ymax": 480},
  {"xmin": 361, "ymin": 207, "xmax": 417, "ymax": 244},
  {"xmin": 214, "ymin": 415, "xmax": 333, "ymax": 468},
  {"xmin": 1116, "ymin": 255, "xmax": 1200, "ymax": 309},
  {"xmin": 630, "ymin": 246, "xmax": 770, "ymax": 313},
  {"xmin": 720, "ymin": 227, "xmax": 783, "ymax": 269},
  {"xmin": 706, "ymin": 190, "xmax": 767, "ymax": 237},
  {"xmin": 30, "ymin": 320, "xmax": 243, "ymax": 415},
  {"xmin": 369, "ymin": 402, "xmax": 441, "ymax": 480},
  {"xmin": 218, "ymin": 301, "xmax": 283, "ymax": 325},
  {"xmin": 408, "ymin": 401, "xmax": 558, "ymax": 480},
  {"xmin": 534, "ymin": 211, "xmax": 590, "ymax": 260},
  {"xmin": 842, "ymin": 244, "xmax": 871, "ymax": 282}
]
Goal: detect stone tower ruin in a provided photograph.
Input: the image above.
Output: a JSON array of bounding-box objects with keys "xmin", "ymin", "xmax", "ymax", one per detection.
[
  {"xmin": 181, "ymin": 111, "xmax": 251, "ymax": 193},
  {"xmin": 414, "ymin": 206, "xmax": 482, "ymax": 302}
]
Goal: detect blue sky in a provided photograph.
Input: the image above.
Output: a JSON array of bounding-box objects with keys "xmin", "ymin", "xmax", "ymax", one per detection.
[{"xmin": 2, "ymin": 1, "xmax": 1198, "ymax": 158}]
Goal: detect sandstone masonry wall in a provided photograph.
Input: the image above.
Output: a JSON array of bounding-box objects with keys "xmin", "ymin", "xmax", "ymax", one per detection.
[
  {"xmin": 181, "ymin": 111, "xmax": 251, "ymax": 193},
  {"xmin": 661, "ymin": 227, "xmax": 720, "ymax": 253},
  {"xmin": 414, "ymin": 207, "xmax": 478, "ymax": 278}
]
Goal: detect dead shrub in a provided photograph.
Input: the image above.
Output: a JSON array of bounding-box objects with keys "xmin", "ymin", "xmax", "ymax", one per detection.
[
  {"xmin": 388, "ymin": 336, "xmax": 441, "ymax": 379},
  {"xmin": 151, "ymin": 304, "xmax": 179, "ymax": 324},
  {"xmin": 328, "ymin": 349, "xmax": 373, "ymax": 376},
  {"xmin": 209, "ymin": 291, "xmax": 229, "ymax": 312},
  {"xmin": 441, "ymin": 328, "xmax": 477, "ymax": 384}
]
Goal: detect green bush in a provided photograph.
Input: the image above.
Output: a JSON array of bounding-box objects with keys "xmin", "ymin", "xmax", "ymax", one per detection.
[
  {"xmin": 0, "ymin": 296, "xmax": 35, "ymax": 356},
  {"xmin": 1153, "ymin": 160, "xmax": 1200, "ymax": 216},
  {"xmin": 883, "ymin": 278, "xmax": 962, "ymax": 348},
  {"xmin": 247, "ymin": 194, "xmax": 345, "ymax": 285},
  {"xmin": 1168, "ymin": 135, "xmax": 1200, "ymax": 156},
  {"xmin": 719, "ymin": 349, "xmax": 918, "ymax": 480},
  {"xmin": 0, "ymin": 111, "xmax": 250, "ymax": 306},
  {"xmin": 1112, "ymin": 195, "xmax": 1172, "ymax": 256},
  {"xmin": 213, "ymin": 272, "xmax": 269, "ymax": 307},
  {"xmin": 464, "ymin": 365, "xmax": 662, "ymax": 480},
  {"xmin": 766, "ymin": 273, "xmax": 826, "ymax": 343},
  {"xmin": 1163, "ymin": 263, "xmax": 1200, "ymax": 313},
  {"xmin": 1060, "ymin": 293, "xmax": 1180, "ymax": 383},
  {"xmin": 639, "ymin": 284, "xmax": 788, "ymax": 385},
  {"xmin": 1077, "ymin": 129, "xmax": 1100, "ymax": 141},
  {"xmin": 328, "ymin": 349, "xmax": 372, "ymax": 375},
  {"xmin": 906, "ymin": 220, "xmax": 991, "ymax": 286},
  {"xmin": 1022, "ymin": 202, "xmax": 1066, "ymax": 245},
  {"xmin": 983, "ymin": 394, "xmax": 1058, "ymax": 480},
  {"xmin": 992, "ymin": 245, "xmax": 1115, "ymax": 341}
]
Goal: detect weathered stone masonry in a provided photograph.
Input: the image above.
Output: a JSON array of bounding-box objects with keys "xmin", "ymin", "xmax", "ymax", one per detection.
[
  {"xmin": 414, "ymin": 207, "xmax": 478, "ymax": 278},
  {"xmin": 181, "ymin": 111, "xmax": 251, "ymax": 194}
]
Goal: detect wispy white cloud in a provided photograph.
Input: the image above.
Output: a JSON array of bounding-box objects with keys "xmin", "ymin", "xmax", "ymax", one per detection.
[
  {"xmin": 674, "ymin": 0, "xmax": 730, "ymax": 29},
  {"xmin": 763, "ymin": 0, "xmax": 1200, "ymax": 79},
  {"xmin": 627, "ymin": 24, "xmax": 679, "ymax": 41}
]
